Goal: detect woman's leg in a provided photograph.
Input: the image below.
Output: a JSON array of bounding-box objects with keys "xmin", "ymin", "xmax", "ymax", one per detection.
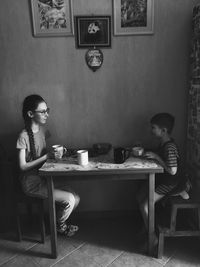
[
  {"xmin": 54, "ymin": 189, "xmax": 79, "ymax": 225},
  {"xmin": 54, "ymin": 189, "xmax": 80, "ymax": 235},
  {"xmin": 22, "ymin": 174, "xmax": 80, "ymax": 235},
  {"xmin": 73, "ymin": 192, "xmax": 80, "ymax": 210}
]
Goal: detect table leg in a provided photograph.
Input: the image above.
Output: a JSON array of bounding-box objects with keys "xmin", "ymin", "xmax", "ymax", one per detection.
[
  {"xmin": 47, "ymin": 176, "xmax": 57, "ymax": 258},
  {"xmin": 148, "ymin": 173, "xmax": 155, "ymax": 256}
]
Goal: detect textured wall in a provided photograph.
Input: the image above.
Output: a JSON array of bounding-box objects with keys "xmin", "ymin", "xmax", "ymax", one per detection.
[
  {"xmin": 187, "ymin": 4, "xmax": 200, "ymax": 195},
  {"xmin": 0, "ymin": 0, "xmax": 197, "ymax": 211}
]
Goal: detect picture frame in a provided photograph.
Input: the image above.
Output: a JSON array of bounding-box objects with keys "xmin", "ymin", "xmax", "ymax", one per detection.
[
  {"xmin": 30, "ymin": 0, "xmax": 74, "ymax": 37},
  {"xmin": 113, "ymin": 0, "xmax": 154, "ymax": 35},
  {"xmin": 75, "ymin": 16, "xmax": 111, "ymax": 48}
]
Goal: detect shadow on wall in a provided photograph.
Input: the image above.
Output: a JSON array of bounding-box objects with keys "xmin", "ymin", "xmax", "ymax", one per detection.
[
  {"xmin": 0, "ymin": 133, "xmax": 18, "ymax": 160},
  {"xmin": 0, "ymin": 140, "xmax": 17, "ymax": 232}
]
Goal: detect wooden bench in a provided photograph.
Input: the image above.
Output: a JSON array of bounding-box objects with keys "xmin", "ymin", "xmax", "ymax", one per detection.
[{"xmin": 157, "ymin": 195, "xmax": 200, "ymax": 258}]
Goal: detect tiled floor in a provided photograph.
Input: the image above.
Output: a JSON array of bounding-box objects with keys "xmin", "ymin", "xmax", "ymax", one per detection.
[{"xmin": 0, "ymin": 212, "xmax": 200, "ymax": 267}]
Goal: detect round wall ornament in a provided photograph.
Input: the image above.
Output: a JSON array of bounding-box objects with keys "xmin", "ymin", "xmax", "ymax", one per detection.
[{"xmin": 85, "ymin": 48, "xmax": 103, "ymax": 72}]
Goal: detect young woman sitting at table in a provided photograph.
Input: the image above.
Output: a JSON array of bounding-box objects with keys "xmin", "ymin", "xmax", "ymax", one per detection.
[{"xmin": 16, "ymin": 94, "xmax": 80, "ymax": 236}]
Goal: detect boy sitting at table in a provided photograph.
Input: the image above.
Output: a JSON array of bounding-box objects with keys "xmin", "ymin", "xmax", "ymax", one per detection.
[{"xmin": 137, "ymin": 112, "xmax": 190, "ymax": 247}]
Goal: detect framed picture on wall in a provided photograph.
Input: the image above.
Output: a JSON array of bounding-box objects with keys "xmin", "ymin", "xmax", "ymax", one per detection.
[
  {"xmin": 31, "ymin": 0, "xmax": 74, "ymax": 37},
  {"xmin": 75, "ymin": 16, "xmax": 111, "ymax": 48},
  {"xmin": 113, "ymin": 0, "xmax": 154, "ymax": 35}
]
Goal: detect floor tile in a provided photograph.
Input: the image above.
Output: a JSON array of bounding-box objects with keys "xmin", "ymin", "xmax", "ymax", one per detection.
[
  {"xmin": 2, "ymin": 255, "xmax": 39, "ymax": 267},
  {"xmin": 152, "ymin": 238, "xmax": 176, "ymax": 266},
  {"xmin": 108, "ymin": 251, "xmax": 162, "ymax": 267},
  {"xmin": 1, "ymin": 214, "xmax": 199, "ymax": 267},
  {"xmin": 53, "ymin": 249, "xmax": 101, "ymax": 267},
  {"xmin": 165, "ymin": 255, "xmax": 200, "ymax": 267},
  {"xmin": 165, "ymin": 237, "xmax": 200, "ymax": 267},
  {"xmin": 73, "ymin": 215, "xmax": 141, "ymax": 252},
  {"xmin": 28, "ymin": 235, "xmax": 85, "ymax": 267},
  {"xmin": 79, "ymin": 243, "xmax": 123, "ymax": 266},
  {"xmin": 0, "ymin": 233, "xmax": 37, "ymax": 266}
]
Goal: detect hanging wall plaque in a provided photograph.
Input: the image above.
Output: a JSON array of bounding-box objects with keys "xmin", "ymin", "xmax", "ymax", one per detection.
[{"xmin": 85, "ymin": 48, "xmax": 103, "ymax": 72}]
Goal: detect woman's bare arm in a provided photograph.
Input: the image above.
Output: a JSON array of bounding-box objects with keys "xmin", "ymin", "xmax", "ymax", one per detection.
[{"xmin": 18, "ymin": 149, "xmax": 47, "ymax": 172}]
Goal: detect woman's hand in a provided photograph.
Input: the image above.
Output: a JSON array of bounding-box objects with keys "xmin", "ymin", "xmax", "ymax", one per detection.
[{"xmin": 46, "ymin": 148, "xmax": 54, "ymax": 159}]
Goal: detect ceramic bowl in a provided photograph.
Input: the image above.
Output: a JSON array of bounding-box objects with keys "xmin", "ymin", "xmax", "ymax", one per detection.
[{"xmin": 132, "ymin": 146, "xmax": 144, "ymax": 157}]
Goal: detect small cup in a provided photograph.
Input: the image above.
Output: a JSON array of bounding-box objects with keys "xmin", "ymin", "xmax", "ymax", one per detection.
[
  {"xmin": 52, "ymin": 145, "xmax": 66, "ymax": 159},
  {"xmin": 132, "ymin": 146, "xmax": 144, "ymax": 157},
  {"xmin": 77, "ymin": 150, "xmax": 88, "ymax": 166}
]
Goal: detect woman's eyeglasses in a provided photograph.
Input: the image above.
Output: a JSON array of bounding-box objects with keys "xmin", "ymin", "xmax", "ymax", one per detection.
[{"xmin": 34, "ymin": 108, "xmax": 50, "ymax": 115}]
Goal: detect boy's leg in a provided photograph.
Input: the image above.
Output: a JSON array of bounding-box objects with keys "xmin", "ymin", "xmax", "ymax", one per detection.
[
  {"xmin": 138, "ymin": 192, "xmax": 164, "ymax": 253},
  {"xmin": 136, "ymin": 181, "xmax": 148, "ymax": 204},
  {"xmin": 140, "ymin": 192, "xmax": 164, "ymax": 230}
]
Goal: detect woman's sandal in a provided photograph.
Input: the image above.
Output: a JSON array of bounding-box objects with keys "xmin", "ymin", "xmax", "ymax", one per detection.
[{"xmin": 63, "ymin": 224, "xmax": 79, "ymax": 237}]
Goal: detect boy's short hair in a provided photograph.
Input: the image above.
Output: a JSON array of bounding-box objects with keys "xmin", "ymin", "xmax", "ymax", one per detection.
[{"xmin": 150, "ymin": 113, "xmax": 175, "ymax": 134}]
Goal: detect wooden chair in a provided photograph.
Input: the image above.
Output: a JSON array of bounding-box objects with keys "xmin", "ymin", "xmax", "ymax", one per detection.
[
  {"xmin": 0, "ymin": 141, "xmax": 46, "ymax": 243},
  {"xmin": 11, "ymin": 160, "xmax": 46, "ymax": 243},
  {"xmin": 15, "ymin": 182, "xmax": 46, "ymax": 243},
  {"xmin": 157, "ymin": 194, "xmax": 200, "ymax": 258}
]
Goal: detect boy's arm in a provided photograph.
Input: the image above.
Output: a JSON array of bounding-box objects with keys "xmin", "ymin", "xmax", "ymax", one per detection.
[{"xmin": 144, "ymin": 151, "xmax": 177, "ymax": 175}]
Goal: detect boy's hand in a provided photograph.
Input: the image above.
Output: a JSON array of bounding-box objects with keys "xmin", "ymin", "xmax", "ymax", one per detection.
[{"xmin": 143, "ymin": 151, "xmax": 160, "ymax": 161}]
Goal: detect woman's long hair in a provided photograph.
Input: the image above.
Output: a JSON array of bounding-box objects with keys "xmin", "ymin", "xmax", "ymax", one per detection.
[{"xmin": 22, "ymin": 94, "xmax": 45, "ymax": 160}]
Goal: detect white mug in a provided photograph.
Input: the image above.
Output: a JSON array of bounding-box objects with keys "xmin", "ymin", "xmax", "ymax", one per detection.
[
  {"xmin": 77, "ymin": 150, "xmax": 88, "ymax": 166},
  {"xmin": 52, "ymin": 145, "xmax": 67, "ymax": 159}
]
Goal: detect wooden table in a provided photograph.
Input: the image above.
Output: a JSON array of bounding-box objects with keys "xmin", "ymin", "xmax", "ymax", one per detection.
[{"xmin": 39, "ymin": 154, "xmax": 163, "ymax": 258}]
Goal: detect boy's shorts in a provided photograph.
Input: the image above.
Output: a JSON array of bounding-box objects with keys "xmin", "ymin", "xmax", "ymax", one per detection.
[{"xmin": 155, "ymin": 183, "xmax": 176, "ymax": 195}]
